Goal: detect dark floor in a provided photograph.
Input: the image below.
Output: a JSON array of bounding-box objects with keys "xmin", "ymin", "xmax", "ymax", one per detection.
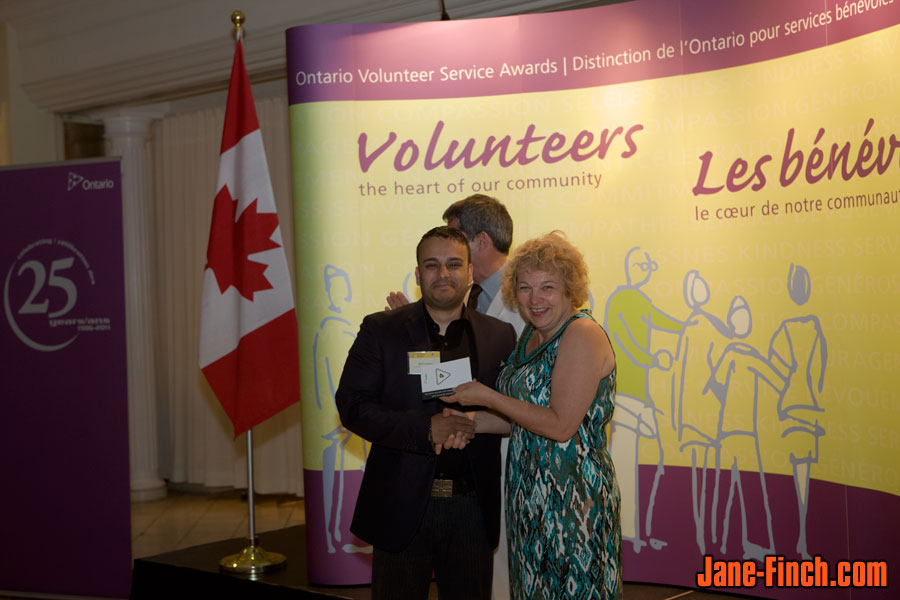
[
  {"xmin": 130, "ymin": 489, "xmax": 758, "ymax": 600},
  {"xmin": 620, "ymin": 581, "xmax": 755, "ymax": 599},
  {"xmin": 0, "ymin": 489, "xmax": 763, "ymax": 600}
]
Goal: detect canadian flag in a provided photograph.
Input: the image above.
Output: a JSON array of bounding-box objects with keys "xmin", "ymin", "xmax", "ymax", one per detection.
[{"xmin": 199, "ymin": 37, "xmax": 299, "ymax": 437}]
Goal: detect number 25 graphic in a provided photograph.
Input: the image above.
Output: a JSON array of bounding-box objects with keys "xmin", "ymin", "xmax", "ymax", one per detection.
[{"xmin": 17, "ymin": 257, "xmax": 78, "ymax": 318}]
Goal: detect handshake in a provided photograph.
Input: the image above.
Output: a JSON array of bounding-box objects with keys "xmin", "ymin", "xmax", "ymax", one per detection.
[{"xmin": 430, "ymin": 408, "xmax": 476, "ymax": 455}]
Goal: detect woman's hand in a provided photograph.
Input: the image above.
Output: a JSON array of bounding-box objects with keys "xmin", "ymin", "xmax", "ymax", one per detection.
[{"xmin": 441, "ymin": 380, "xmax": 495, "ymax": 408}]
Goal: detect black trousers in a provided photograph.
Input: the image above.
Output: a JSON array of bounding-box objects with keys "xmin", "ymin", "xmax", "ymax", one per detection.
[{"xmin": 371, "ymin": 492, "xmax": 493, "ymax": 600}]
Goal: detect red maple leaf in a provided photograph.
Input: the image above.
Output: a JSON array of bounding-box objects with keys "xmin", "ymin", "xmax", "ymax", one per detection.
[{"xmin": 205, "ymin": 185, "xmax": 281, "ymax": 301}]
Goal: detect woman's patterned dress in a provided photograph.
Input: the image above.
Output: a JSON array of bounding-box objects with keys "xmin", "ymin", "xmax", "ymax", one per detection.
[{"xmin": 499, "ymin": 310, "xmax": 622, "ymax": 600}]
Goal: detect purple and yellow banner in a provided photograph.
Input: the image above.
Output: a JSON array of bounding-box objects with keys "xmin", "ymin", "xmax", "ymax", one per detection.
[{"xmin": 288, "ymin": 1, "xmax": 899, "ymax": 595}]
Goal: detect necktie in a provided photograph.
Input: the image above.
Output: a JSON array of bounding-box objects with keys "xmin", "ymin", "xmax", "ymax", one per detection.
[{"xmin": 467, "ymin": 283, "xmax": 482, "ymax": 312}]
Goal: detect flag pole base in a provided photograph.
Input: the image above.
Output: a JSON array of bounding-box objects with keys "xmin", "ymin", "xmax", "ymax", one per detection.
[{"xmin": 219, "ymin": 539, "xmax": 287, "ymax": 578}]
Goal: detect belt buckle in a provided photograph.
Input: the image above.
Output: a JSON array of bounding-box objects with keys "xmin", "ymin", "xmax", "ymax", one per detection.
[{"xmin": 431, "ymin": 478, "xmax": 454, "ymax": 498}]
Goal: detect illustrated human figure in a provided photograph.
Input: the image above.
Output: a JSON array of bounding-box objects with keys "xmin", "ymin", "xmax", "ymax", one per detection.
[
  {"xmin": 313, "ymin": 264, "xmax": 370, "ymax": 554},
  {"xmin": 672, "ymin": 271, "xmax": 745, "ymax": 554},
  {"xmin": 605, "ymin": 246, "xmax": 684, "ymax": 552},
  {"xmin": 767, "ymin": 263, "xmax": 826, "ymax": 559},
  {"xmin": 705, "ymin": 298, "xmax": 787, "ymax": 562}
]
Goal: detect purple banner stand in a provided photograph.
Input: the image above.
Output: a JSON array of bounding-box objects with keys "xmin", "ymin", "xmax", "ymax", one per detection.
[{"xmin": 0, "ymin": 159, "xmax": 131, "ymax": 598}]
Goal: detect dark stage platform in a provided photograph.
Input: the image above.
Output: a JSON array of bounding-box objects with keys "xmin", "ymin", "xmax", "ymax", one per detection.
[
  {"xmin": 130, "ymin": 525, "xmax": 374, "ymax": 600},
  {"xmin": 129, "ymin": 525, "xmax": 726, "ymax": 600}
]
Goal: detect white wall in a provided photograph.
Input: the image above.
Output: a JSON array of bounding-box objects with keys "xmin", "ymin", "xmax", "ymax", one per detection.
[
  {"xmin": 0, "ymin": 0, "xmax": 610, "ymax": 116},
  {"xmin": 0, "ymin": 22, "xmax": 58, "ymax": 166}
]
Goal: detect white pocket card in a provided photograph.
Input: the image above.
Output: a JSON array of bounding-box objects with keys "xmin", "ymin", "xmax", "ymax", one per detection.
[{"xmin": 420, "ymin": 357, "xmax": 472, "ymax": 400}]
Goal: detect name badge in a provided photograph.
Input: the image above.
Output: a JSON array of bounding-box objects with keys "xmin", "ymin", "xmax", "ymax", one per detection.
[{"xmin": 408, "ymin": 351, "xmax": 440, "ymax": 375}]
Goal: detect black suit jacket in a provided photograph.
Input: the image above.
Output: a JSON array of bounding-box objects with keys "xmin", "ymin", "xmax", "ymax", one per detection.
[{"xmin": 335, "ymin": 300, "xmax": 516, "ymax": 552}]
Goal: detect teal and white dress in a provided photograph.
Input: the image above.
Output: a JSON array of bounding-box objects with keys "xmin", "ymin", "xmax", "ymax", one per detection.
[{"xmin": 499, "ymin": 310, "xmax": 622, "ymax": 600}]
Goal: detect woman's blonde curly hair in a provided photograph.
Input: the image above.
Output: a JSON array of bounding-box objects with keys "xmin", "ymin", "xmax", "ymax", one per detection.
[{"xmin": 501, "ymin": 231, "xmax": 590, "ymax": 310}]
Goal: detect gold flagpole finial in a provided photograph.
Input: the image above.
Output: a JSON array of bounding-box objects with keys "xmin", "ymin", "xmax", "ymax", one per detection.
[{"xmin": 231, "ymin": 10, "xmax": 245, "ymax": 40}]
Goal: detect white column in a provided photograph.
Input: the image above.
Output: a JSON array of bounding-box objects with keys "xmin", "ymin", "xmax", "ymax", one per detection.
[{"xmin": 101, "ymin": 108, "xmax": 166, "ymax": 502}]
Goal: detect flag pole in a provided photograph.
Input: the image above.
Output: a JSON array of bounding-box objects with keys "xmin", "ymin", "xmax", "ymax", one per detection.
[
  {"xmin": 219, "ymin": 429, "xmax": 285, "ymax": 576},
  {"xmin": 246, "ymin": 429, "xmax": 256, "ymax": 543},
  {"xmin": 217, "ymin": 12, "xmax": 287, "ymax": 577}
]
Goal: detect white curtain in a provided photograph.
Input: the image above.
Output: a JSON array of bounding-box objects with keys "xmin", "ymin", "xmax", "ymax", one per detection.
[{"xmin": 150, "ymin": 93, "xmax": 303, "ymax": 496}]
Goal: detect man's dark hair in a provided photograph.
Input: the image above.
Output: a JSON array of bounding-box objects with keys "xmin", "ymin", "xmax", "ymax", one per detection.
[
  {"xmin": 442, "ymin": 194, "xmax": 513, "ymax": 255},
  {"xmin": 416, "ymin": 225, "xmax": 471, "ymax": 263}
]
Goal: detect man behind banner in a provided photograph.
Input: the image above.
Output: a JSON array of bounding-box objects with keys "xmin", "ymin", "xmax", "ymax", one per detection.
[
  {"xmin": 387, "ymin": 194, "xmax": 525, "ymax": 599},
  {"xmin": 336, "ymin": 226, "xmax": 516, "ymax": 599}
]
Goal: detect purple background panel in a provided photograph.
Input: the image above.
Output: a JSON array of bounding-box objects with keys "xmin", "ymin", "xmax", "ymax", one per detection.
[
  {"xmin": 302, "ymin": 468, "xmax": 372, "ymax": 585},
  {"xmin": 0, "ymin": 159, "xmax": 130, "ymax": 598},
  {"xmin": 679, "ymin": 0, "xmax": 822, "ymax": 74},
  {"xmin": 828, "ymin": 0, "xmax": 900, "ymax": 45},
  {"xmin": 286, "ymin": 0, "xmax": 681, "ymax": 104},
  {"xmin": 845, "ymin": 485, "xmax": 898, "ymax": 599},
  {"xmin": 286, "ymin": 0, "xmax": 900, "ymax": 104},
  {"xmin": 623, "ymin": 465, "xmax": 895, "ymax": 599}
]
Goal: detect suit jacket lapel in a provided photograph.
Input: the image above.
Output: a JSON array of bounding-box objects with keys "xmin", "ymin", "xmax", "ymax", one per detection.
[
  {"xmin": 467, "ymin": 309, "xmax": 487, "ymax": 381},
  {"xmin": 409, "ymin": 301, "xmax": 486, "ymax": 380},
  {"xmin": 404, "ymin": 300, "xmax": 431, "ymax": 352}
]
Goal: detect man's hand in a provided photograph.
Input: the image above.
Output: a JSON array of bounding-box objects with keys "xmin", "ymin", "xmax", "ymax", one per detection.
[
  {"xmin": 431, "ymin": 410, "xmax": 475, "ymax": 455},
  {"xmin": 384, "ymin": 291, "xmax": 410, "ymax": 311},
  {"xmin": 437, "ymin": 408, "xmax": 476, "ymax": 453}
]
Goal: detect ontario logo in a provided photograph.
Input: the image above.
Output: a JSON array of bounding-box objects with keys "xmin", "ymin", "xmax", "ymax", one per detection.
[{"xmin": 67, "ymin": 171, "xmax": 115, "ymax": 192}]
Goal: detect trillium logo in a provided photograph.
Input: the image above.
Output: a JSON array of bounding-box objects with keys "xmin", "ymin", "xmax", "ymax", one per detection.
[
  {"xmin": 67, "ymin": 171, "xmax": 115, "ymax": 192},
  {"xmin": 67, "ymin": 172, "xmax": 85, "ymax": 191}
]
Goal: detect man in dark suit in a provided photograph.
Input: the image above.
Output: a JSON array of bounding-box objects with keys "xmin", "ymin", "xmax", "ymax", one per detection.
[
  {"xmin": 336, "ymin": 226, "xmax": 516, "ymax": 600},
  {"xmin": 385, "ymin": 194, "xmax": 524, "ymax": 599}
]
